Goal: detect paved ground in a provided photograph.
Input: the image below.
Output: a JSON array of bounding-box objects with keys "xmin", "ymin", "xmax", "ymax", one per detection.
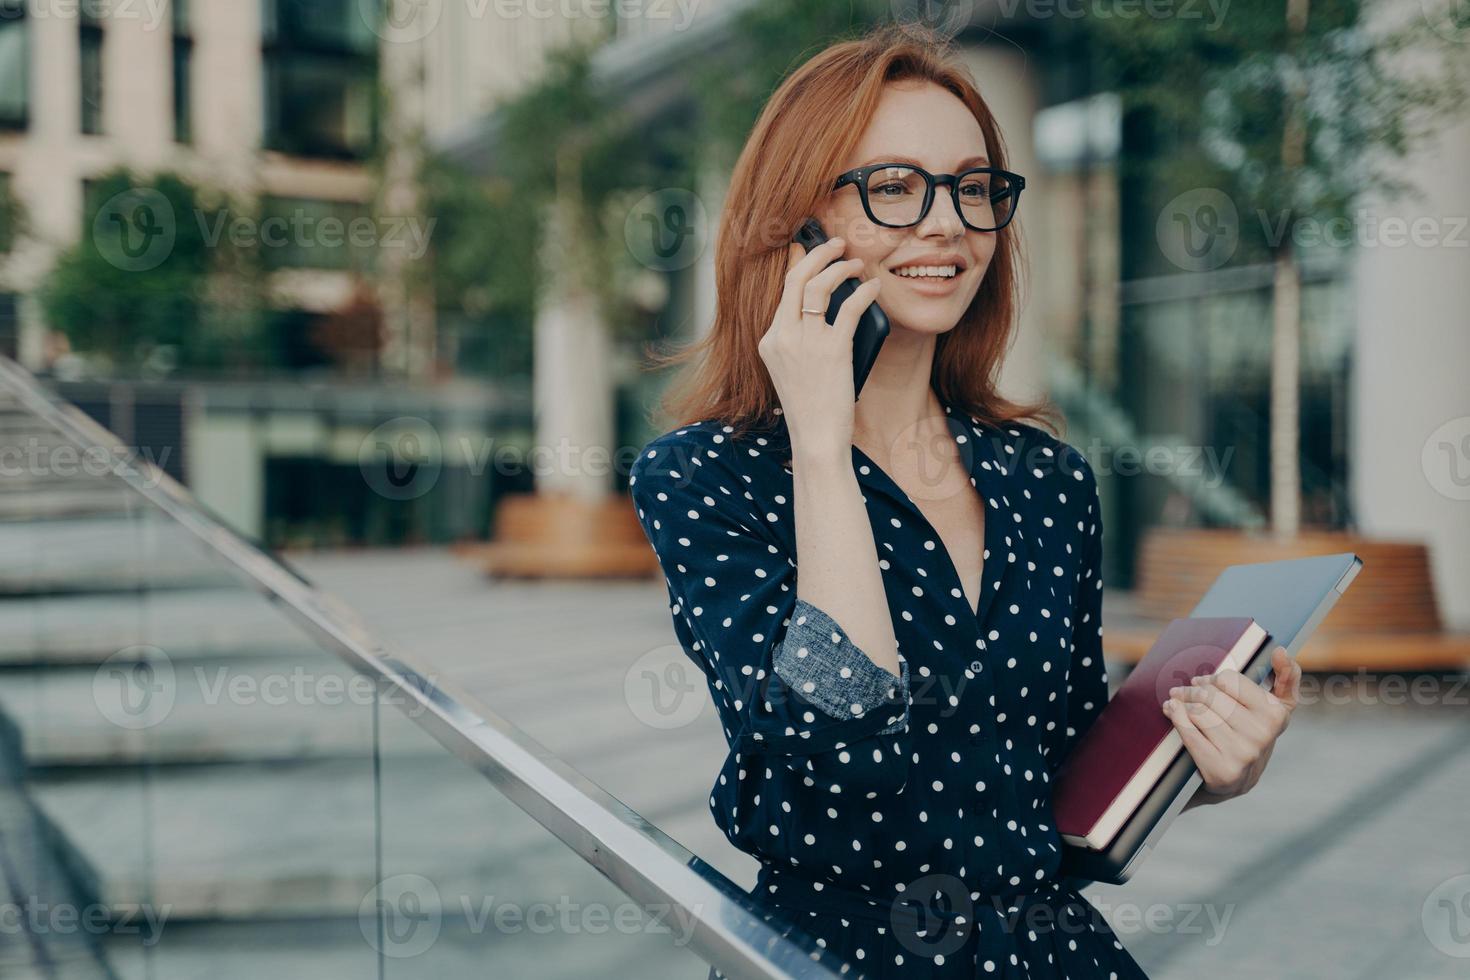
[
  {"xmin": 296, "ymin": 547, "xmax": 1470, "ymax": 980},
  {"xmin": 3, "ymin": 485, "xmax": 1465, "ymax": 978}
]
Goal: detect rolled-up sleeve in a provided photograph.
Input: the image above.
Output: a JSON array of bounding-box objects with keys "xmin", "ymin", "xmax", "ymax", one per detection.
[
  {"xmin": 629, "ymin": 433, "xmax": 912, "ymax": 796},
  {"xmin": 774, "ymin": 598, "xmax": 907, "ymax": 732}
]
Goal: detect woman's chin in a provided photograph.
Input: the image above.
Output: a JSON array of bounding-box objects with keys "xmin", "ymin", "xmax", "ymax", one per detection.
[{"xmin": 885, "ymin": 303, "xmax": 968, "ymax": 336}]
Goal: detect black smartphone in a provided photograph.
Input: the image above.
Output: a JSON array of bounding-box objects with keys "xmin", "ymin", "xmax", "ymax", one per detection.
[{"xmin": 791, "ymin": 217, "xmax": 890, "ymax": 400}]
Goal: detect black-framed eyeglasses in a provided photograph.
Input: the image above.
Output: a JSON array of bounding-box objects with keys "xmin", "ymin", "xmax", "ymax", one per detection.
[{"xmin": 832, "ymin": 163, "xmax": 1026, "ymax": 232}]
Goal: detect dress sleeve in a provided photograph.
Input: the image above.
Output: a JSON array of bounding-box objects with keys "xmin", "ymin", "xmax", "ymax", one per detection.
[
  {"xmin": 1053, "ymin": 455, "xmax": 1109, "ymax": 775},
  {"xmin": 629, "ymin": 435, "xmax": 913, "ymax": 796}
]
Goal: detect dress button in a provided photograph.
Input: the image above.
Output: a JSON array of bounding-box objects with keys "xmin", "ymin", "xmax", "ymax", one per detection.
[{"xmin": 970, "ymin": 660, "xmax": 983, "ymax": 673}]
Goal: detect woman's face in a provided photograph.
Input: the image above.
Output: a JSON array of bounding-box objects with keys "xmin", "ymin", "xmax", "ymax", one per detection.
[{"xmin": 814, "ymin": 80, "xmax": 999, "ymax": 338}]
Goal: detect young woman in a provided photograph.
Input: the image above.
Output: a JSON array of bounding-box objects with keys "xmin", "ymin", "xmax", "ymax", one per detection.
[{"xmin": 629, "ymin": 25, "xmax": 1301, "ymax": 979}]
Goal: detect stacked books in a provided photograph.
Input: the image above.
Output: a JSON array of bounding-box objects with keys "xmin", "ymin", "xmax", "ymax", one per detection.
[{"xmin": 1053, "ymin": 616, "xmax": 1271, "ymax": 851}]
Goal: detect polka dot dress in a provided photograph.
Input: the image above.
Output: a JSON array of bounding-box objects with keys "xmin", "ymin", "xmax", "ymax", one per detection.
[{"xmin": 629, "ymin": 394, "xmax": 1150, "ymax": 979}]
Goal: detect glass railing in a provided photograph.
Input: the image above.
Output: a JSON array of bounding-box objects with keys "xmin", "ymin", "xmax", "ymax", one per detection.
[{"xmin": 0, "ymin": 355, "xmax": 848, "ymax": 979}]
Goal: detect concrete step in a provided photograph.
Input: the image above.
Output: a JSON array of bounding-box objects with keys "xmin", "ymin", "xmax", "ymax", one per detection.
[
  {"xmin": 0, "ymin": 488, "xmax": 131, "ymax": 522},
  {"xmin": 0, "ymin": 516, "xmax": 238, "ymax": 595},
  {"xmin": 30, "ymin": 730, "xmax": 712, "ymax": 920},
  {"xmin": 92, "ymin": 912, "xmax": 705, "ymax": 980},
  {"xmin": 0, "ymin": 657, "xmax": 382, "ymax": 766},
  {"xmin": 0, "ymin": 588, "xmax": 321, "ymax": 666},
  {"xmin": 0, "ymin": 602, "xmax": 686, "ymax": 768},
  {"xmin": 0, "ymin": 726, "xmax": 114, "ymax": 980},
  {"xmin": 0, "ymin": 428, "xmax": 76, "ymax": 447}
]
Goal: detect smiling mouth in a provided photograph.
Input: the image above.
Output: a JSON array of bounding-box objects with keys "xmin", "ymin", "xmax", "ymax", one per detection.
[{"xmin": 890, "ymin": 265, "xmax": 960, "ymax": 280}]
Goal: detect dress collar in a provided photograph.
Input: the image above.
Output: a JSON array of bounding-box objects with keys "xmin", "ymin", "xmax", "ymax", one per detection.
[{"xmin": 767, "ymin": 394, "xmax": 1022, "ymax": 629}]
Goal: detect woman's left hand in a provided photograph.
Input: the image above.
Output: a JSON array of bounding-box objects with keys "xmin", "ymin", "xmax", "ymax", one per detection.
[{"xmin": 1162, "ymin": 646, "xmax": 1302, "ymax": 803}]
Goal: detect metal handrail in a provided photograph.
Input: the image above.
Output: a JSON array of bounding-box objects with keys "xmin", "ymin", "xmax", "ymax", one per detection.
[{"xmin": 0, "ymin": 355, "xmax": 846, "ymax": 980}]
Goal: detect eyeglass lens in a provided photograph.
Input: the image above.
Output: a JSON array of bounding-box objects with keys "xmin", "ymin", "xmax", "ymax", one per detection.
[{"xmin": 865, "ymin": 166, "xmax": 1017, "ymax": 230}]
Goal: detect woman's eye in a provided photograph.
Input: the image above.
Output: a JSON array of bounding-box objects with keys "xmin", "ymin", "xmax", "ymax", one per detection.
[
  {"xmin": 872, "ymin": 182, "xmax": 912, "ymax": 197},
  {"xmin": 959, "ymin": 182, "xmax": 988, "ymax": 199}
]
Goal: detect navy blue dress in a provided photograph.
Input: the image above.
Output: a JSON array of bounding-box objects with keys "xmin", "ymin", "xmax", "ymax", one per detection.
[{"xmin": 629, "ymin": 393, "xmax": 1151, "ymax": 979}]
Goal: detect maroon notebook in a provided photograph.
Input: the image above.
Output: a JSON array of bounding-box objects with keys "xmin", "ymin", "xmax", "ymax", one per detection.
[{"xmin": 1053, "ymin": 616, "xmax": 1270, "ymax": 850}]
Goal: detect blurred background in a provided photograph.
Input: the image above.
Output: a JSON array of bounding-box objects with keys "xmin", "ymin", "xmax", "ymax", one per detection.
[{"xmin": 0, "ymin": 0, "xmax": 1467, "ymax": 977}]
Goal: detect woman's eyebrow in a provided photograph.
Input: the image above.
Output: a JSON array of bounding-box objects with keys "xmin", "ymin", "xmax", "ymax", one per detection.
[{"xmin": 855, "ymin": 154, "xmax": 992, "ymax": 169}]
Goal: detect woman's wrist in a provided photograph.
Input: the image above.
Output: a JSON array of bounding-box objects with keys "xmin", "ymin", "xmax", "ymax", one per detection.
[{"xmin": 789, "ymin": 440, "xmax": 854, "ymax": 473}]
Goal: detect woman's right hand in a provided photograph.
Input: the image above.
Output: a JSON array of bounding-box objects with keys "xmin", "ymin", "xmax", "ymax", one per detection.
[{"xmin": 757, "ymin": 236, "xmax": 882, "ymax": 461}]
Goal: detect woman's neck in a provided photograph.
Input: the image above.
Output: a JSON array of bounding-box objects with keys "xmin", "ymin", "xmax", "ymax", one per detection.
[{"xmin": 851, "ymin": 335, "xmax": 945, "ymax": 462}]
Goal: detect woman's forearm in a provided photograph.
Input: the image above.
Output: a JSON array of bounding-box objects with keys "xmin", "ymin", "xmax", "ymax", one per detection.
[{"xmin": 788, "ymin": 448, "xmax": 902, "ymax": 678}]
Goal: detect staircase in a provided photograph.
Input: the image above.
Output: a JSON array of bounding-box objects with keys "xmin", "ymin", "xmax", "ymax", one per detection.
[{"xmin": 0, "ymin": 368, "xmax": 846, "ymax": 980}]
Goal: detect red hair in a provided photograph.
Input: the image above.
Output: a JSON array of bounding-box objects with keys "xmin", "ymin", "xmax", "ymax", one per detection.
[{"xmin": 641, "ymin": 23, "xmax": 1060, "ymax": 442}]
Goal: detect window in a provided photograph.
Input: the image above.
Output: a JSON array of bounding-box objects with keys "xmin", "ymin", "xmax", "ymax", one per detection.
[
  {"xmin": 173, "ymin": 0, "xmax": 192, "ymax": 142},
  {"xmin": 0, "ymin": 172, "xmax": 13, "ymax": 252},
  {"xmin": 262, "ymin": 0, "xmax": 378, "ymax": 159},
  {"xmin": 81, "ymin": 178, "xmax": 103, "ymax": 231},
  {"xmin": 259, "ymin": 195, "xmax": 375, "ymax": 271},
  {"xmin": 80, "ymin": 7, "xmax": 104, "ymax": 135},
  {"xmin": 0, "ymin": 293, "xmax": 16, "ymax": 361},
  {"xmin": 0, "ymin": 0, "xmax": 27, "ymax": 130}
]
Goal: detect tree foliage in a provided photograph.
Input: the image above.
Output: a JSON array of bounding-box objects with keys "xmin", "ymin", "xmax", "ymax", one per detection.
[
  {"xmin": 1080, "ymin": 0, "xmax": 1467, "ymax": 265},
  {"xmin": 39, "ymin": 169, "xmax": 266, "ymax": 372},
  {"xmin": 422, "ymin": 35, "xmax": 683, "ymax": 357}
]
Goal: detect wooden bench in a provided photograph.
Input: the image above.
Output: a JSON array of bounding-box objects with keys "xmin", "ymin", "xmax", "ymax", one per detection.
[
  {"xmin": 1103, "ymin": 528, "xmax": 1470, "ymax": 671},
  {"xmin": 465, "ymin": 491, "xmax": 660, "ymax": 579}
]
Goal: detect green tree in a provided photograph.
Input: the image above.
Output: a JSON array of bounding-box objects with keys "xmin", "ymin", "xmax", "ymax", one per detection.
[
  {"xmin": 1079, "ymin": 0, "xmax": 1467, "ymax": 534},
  {"xmin": 0, "ymin": 172, "xmax": 25, "ymax": 254},
  {"xmin": 683, "ymin": 0, "xmax": 892, "ymax": 172},
  {"xmin": 40, "ymin": 169, "xmax": 266, "ymax": 373},
  {"xmin": 416, "ymin": 36, "xmax": 693, "ymax": 378}
]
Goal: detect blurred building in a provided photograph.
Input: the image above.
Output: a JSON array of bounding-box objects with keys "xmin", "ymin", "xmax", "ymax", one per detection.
[
  {"xmin": 438, "ymin": 0, "xmax": 1470, "ymax": 625},
  {"xmin": 0, "ymin": 0, "xmax": 615, "ymax": 545},
  {"xmin": 1, "ymin": 0, "xmax": 1464, "ymax": 620},
  {"xmin": 1, "ymin": 0, "xmax": 384, "ymax": 367}
]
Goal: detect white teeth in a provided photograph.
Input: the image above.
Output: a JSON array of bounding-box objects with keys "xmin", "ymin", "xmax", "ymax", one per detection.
[{"xmin": 893, "ymin": 265, "xmax": 958, "ymax": 279}]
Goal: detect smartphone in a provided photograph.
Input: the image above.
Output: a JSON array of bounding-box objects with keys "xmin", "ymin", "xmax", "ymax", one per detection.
[{"xmin": 791, "ymin": 217, "xmax": 890, "ymax": 400}]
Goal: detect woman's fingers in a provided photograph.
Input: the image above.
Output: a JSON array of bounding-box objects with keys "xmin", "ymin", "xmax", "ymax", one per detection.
[
  {"xmin": 1171, "ymin": 679, "xmax": 1270, "ymax": 743},
  {"xmin": 764, "ymin": 235, "xmax": 862, "ymax": 452},
  {"xmin": 778, "ymin": 237, "xmax": 847, "ymax": 330},
  {"xmin": 829, "ymin": 277, "xmax": 883, "ymax": 340},
  {"xmin": 1201, "ymin": 668, "xmax": 1268, "ymax": 712},
  {"xmin": 1267, "ymin": 647, "xmax": 1303, "ymax": 712},
  {"xmin": 800, "ymin": 258, "xmax": 865, "ymax": 326},
  {"xmin": 1208, "ymin": 667, "xmax": 1293, "ymax": 734},
  {"xmin": 1163, "ymin": 698, "xmax": 1226, "ymax": 774}
]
